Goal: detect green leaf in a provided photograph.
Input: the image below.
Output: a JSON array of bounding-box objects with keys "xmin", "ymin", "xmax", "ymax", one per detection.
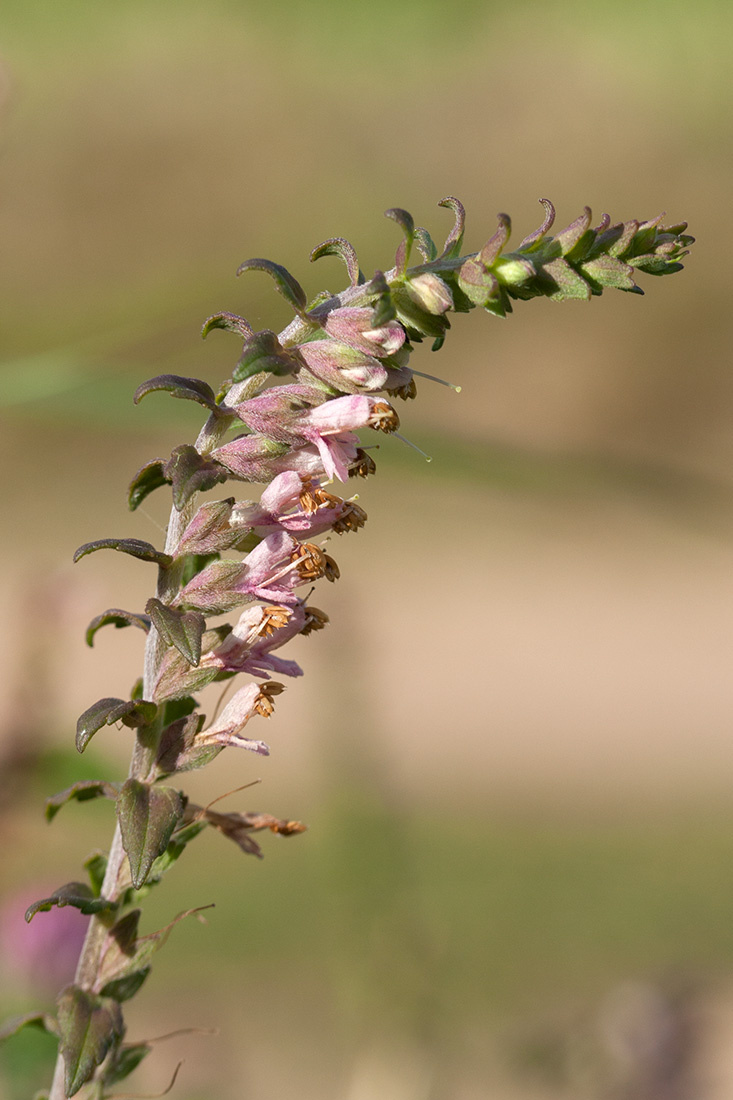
[
  {"xmin": 57, "ymin": 987, "xmax": 123, "ymax": 1097},
  {"xmin": 143, "ymin": 820, "xmax": 208, "ymax": 887},
  {"xmin": 236, "ymin": 257, "xmax": 307, "ymax": 314},
  {"xmin": 174, "ymin": 558, "xmax": 248, "ymax": 615},
  {"xmin": 554, "ymin": 206, "xmax": 592, "ymax": 256},
  {"xmin": 85, "ymin": 608, "xmax": 150, "ymax": 647},
  {"xmin": 25, "ymin": 883, "xmax": 117, "ymax": 922},
  {"xmin": 73, "ymin": 538, "xmax": 172, "ymax": 568},
  {"xmin": 581, "ymin": 254, "xmax": 638, "ymax": 292},
  {"xmin": 201, "ymin": 311, "xmax": 254, "ymax": 339},
  {"xmin": 99, "ymin": 968, "xmax": 150, "ymax": 1003},
  {"xmin": 164, "ymin": 444, "xmax": 229, "ymax": 511},
  {"xmin": 457, "ymin": 258, "xmax": 499, "ymax": 307},
  {"xmin": 368, "ymin": 270, "xmax": 396, "ymax": 327},
  {"xmin": 156, "ymin": 712, "xmax": 210, "ymax": 776},
  {"xmin": 310, "ymin": 236, "xmax": 362, "ymax": 287},
  {"xmin": 133, "ymin": 374, "xmax": 220, "ymax": 413},
  {"xmin": 437, "ymin": 195, "xmax": 465, "ymax": 260},
  {"xmin": 46, "ymin": 781, "xmax": 119, "ymax": 822},
  {"xmin": 516, "ymin": 198, "xmax": 555, "ymax": 252},
  {"xmin": 128, "ymin": 459, "xmax": 170, "ymax": 511},
  {"xmin": 540, "ymin": 257, "xmax": 591, "ymax": 301},
  {"xmin": 385, "ymin": 207, "xmax": 415, "ymax": 275},
  {"xmin": 84, "ymin": 852, "xmax": 108, "ymax": 896},
  {"xmin": 117, "ymin": 780, "xmax": 184, "ymax": 889},
  {"xmin": 413, "ymin": 226, "xmax": 438, "ymax": 263},
  {"xmin": 0, "ymin": 1012, "xmax": 59, "ymax": 1041},
  {"xmin": 176, "ymin": 499, "xmax": 237, "ymax": 556},
  {"xmin": 232, "ymin": 330, "xmax": 299, "ymax": 384},
  {"xmin": 146, "ymin": 598, "xmax": 205, "ymax": 666},
  {"xmin": 76, "ymin": 699, "xmax": 158, "ymax": 753},
  {"xmin": 179, "ymin": 550, "xmax": 221, "ymax": 588},
  {"xmin": 478, "ymin": 213, "xmax": 511, "ymax": 266},
  {"xmin": 103, "ymin": 1042, "xmax": 151, "ymax": 1085}
]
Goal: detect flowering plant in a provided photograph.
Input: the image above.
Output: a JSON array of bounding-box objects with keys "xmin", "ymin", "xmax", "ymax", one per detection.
[{"xmin": 0, "ymin": 197, "xmax": 692, "ymax": 1097}]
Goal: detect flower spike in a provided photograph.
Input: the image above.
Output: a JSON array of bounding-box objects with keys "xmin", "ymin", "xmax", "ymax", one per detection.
[{"xmin": 33, "ymin": 194, "xmax": 692, "ymax": 1098}]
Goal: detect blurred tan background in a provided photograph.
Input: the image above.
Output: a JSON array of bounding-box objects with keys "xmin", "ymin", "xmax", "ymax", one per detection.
[{"xmin": 1, "ymin": 1, "xmax": 733, "ymax": 1097}]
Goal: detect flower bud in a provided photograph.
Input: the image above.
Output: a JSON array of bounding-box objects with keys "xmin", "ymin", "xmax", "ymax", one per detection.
[
  {"xmin": 405, "ymin": 273, "xmax": 453, "ymax": 314},
  {"xmin": 296, "ymin": 339, "xmax": 389, "ymax": 394},
  {"xmin": 322, "ymin": 306, "xmax": 406, "ymax": 357}
]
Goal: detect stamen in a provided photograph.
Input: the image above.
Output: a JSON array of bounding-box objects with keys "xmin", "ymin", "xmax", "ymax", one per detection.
[
  {"xmin": 411, "ymin": 369, "xmax": 461, "ymax": 393},
  {"xmin": 392, "ymin": 432, "xmax": 432, "ymax": 462}
]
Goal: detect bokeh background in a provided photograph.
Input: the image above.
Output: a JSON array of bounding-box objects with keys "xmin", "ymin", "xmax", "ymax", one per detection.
[{"xmin": 1, "ymin": 1, "xmax": 732, "ymax": 1097}]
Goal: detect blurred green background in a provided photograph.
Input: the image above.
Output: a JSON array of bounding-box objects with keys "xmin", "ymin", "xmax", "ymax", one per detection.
[{"xmin": 2, "ymin": 1, "xmax": 733, "ymax": 1097}]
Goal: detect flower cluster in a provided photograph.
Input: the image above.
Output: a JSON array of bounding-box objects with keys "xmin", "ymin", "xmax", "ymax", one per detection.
[{"xmin": 2, "ymin": 198, "xmax": 691, "ymax": 1099}]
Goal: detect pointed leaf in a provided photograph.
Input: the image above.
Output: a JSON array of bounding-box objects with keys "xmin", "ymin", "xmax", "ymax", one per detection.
[
  {"xmin": 144, "ymin": 821, "xmax": 208, "ymax": 886},
  {"xmin": 457, "ymin": 258, "xmax": 499, "ymax": 307},
  {"xmin": 479, "ymin": 213, "xmax": 511, "ymax": 266},
  {"xmin": 385, "ymin": 207, "xmax": 415, "ymax": 274},
  {"xmin": 164, "ymin": 445, "xmax": 229, "ymax": 511},
  {"xmin": 175, "ymin": 499, "xmax": 237, "ymax": 556},
  {"xmin": 103, "ymin": 1042, "xmax": 152, "ymax": 1086},
  {"xmin": 0, "ymin": 1012, "xmax": 59, "ymax": 1040},
  {"xmin": 98, "ymin": 905, "xmax": 206, "ymax": 998},
  {"xmin": 156, "ymin": 712, "xmax": 212, "ymax": 776},
  {"xmin": 310, "ymin": 237, "xmax": 362, "ymax": 286},
  {"xmin": 201, "ymin": 311, "xmax": 254, "ymax": 339},
  {"xmin": 76, "ymin": 698, "xmax": 158, "ymax": 753},
  {"xmin": 117, "ymin": 780, "xmax": 184, "ymax": 889},
  {"xmin": 413, "ymin": 226, "xmax": 438, "ymax": 263},
  {"xmin": 99, "ymin": 968, "xmax": 150, "ymax": 1003},
  {"xmin": 76, "ymin": 698, "xmax": 124, "ymax": 751},
  {"xmin": 73, "ymin": 538, "xmax": 171, "ymax": 568},
  {"xmin": 438, "ymin": 196, "xmax": 465, "ymax": 259},
  {"xmin": 554, "ymin": 206, "xmax": 592, "ymax": 256},
  {"xmin": 84, "ymin": 852, "xmax": 108, "ymax": 896},
  {"xmin": 146, "ymin": 598, "xmax": 205, "ymax": 665},
  {"xmin": 540, "ymin": 257, "xmax": 591, "ymax": 301},
  {"xmin": 133, "ymin": 374, "xmax": 219, "ymax": 413},
  {"xmin": 236, "ymin": 257, "xmax": 307, "ymax": 313},
  {"xmin": 57, "ymin": 987, "xmax": 123, "ymax": 1097},
  {"xmin": 46, "ymin": 781, "xmax": 119, "ymax": 822},
  {"xmin": 232, "ymin": 329, "xmax": 299, "ymax": 383},
  {"xmin": 25, "ymin": 883, "xmax": 117, "ymax": 922},
  {"xmin": 86, "ymin": 608, "xmax": 150, "ymax": 647},
  {"xmin": 581, "ymin": 254, "xmax": 637, "ymax": 292},
  {"xmin": 368, "ymin": 270, "xmax": 396, "ymax": 326},
  {"xmin": 518, "ymin": 198, "xmax": 555, "ymax": 251},
  {"xmin": 128, "ymin": 459, "xmax": 169, "ymax": 511}
]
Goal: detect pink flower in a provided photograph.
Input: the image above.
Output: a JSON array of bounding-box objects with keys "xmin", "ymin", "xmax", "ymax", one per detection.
[
  {"xmin": 201, "ymin": 603, "xmax": 306, "ymax": 679},
  {"xmin": 230, "ymin": 471, "xmax": 367, "ymax": 538},
  {"xmin": 322, "ymin": 306, "xmax": 406, "ymax": 357},
  {"xmin": 175, "ymin": 531, "xmax": 338, "ymax": 613},
  {"xmin": 296, "ymin": 339, "xmax": 389, "ymax": 393},
  {"xmin": 196, "ymin": 681, "xmax": 285, "ymax": 754}
]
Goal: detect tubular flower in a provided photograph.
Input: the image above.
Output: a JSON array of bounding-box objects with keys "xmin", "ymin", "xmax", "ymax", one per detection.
[{"xmin": 230, "ymin": 471, "xmax": 367, "ymax": 539}]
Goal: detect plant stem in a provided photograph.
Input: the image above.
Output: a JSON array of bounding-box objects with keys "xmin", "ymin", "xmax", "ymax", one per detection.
[{"xmin": 48, "ymin": 495, "xmax": 195, "ymax": 1098}]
